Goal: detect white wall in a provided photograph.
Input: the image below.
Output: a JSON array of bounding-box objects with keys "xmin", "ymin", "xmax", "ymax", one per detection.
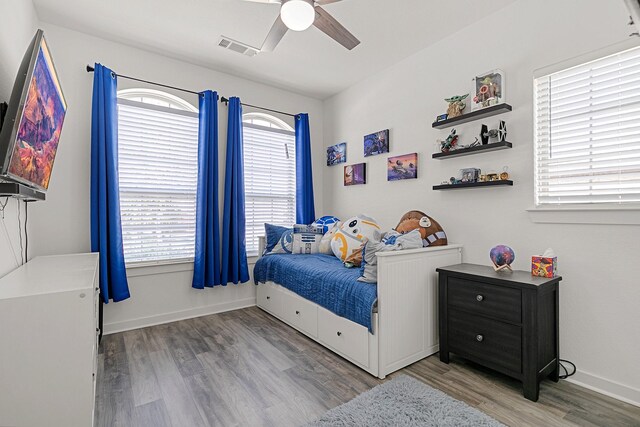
[
  {"xmin": 24, "ymin": 23, "xmax": 324, "ymax": 333},
  {"xmin": 323, "ymin": 0, "xmax": 640, "ymax": 405},
  {"xmin": 0, "ymin": 0, "xmax": 39, "ymax": 277}
]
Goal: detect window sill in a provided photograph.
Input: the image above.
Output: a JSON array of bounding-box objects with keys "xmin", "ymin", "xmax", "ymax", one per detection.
[{"xmin": 527, "ymin": 206, "xmax": 640, "ymax": 225}]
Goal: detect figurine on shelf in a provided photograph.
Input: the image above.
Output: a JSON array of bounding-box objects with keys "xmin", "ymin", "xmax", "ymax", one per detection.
[
  {"xmin": 500, "ymin": 166, "xmax": 510, "ymax": 180},
  {"xmin": 438, "ymin": 128, "xmax": 459, "ymax": 152},
  {"xmin": 472, "ymin": 70, "xmax": 504, "ymax": 111},
  {"xmin": 444, "ymin": 94, "xmax": 468, "ymax": 118},
  {"xmin": 480, "ymin": 124, "xmax": 489, "ymax": 145},
  {"xmin": 498, "ymin": 120, "xmax": 507, "ymax": 142}
]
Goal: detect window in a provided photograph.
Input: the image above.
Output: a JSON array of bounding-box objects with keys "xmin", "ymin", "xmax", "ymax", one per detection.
[
  {"xmin": 243, "ymin": 113, "xmax": 296, "ymax": 256},
  {"xmin": 117, "ymin": 89, "xmax": 199, "ymax": 264},
  {"xmin": 534, "ymin": 45, "xmax": 640, "ymax": 206}
]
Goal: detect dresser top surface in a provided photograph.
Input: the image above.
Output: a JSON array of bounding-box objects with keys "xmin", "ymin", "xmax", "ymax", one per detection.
[
  {"xmin": 437, "ymin": 263, "xmax": 561, "ymax": 287},
  {"xmin": 0, "ymin": 253, "xmax": 99, "ymax": 299}
]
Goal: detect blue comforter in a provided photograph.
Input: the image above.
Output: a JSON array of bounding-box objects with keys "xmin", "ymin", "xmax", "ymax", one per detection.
[{"xmin": 253, "ymin": 254, "xmax": 377, "ymax": 331}]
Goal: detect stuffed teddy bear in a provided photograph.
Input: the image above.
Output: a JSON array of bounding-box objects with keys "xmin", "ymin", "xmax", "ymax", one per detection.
[{"xmin": 395, "ymin": 210, "xmax": 447, "ymax": 247}]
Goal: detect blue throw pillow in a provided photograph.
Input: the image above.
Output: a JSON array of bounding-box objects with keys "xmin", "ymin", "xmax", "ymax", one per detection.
[{"xmin": 264, "ymin": 223, "xmax": 290, "ymax": 254}]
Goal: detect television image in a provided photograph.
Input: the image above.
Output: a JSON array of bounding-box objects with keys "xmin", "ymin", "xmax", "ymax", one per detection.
[{"xmin": 0, "ymin": 29, "xmax": 66, "ymax": 193}]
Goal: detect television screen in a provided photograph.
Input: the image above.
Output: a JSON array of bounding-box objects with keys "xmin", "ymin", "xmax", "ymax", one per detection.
[{"xmin": 0, "ymin": 30, "xmax": 66, "ymax": 191}]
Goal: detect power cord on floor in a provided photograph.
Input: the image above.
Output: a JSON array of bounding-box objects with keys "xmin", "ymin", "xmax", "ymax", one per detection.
[{"xmin": 559, "ymin": 359, "xmax": 576, "ymax": 379}]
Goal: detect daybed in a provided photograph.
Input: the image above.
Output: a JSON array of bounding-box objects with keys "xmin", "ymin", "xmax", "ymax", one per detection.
[{"xmin": 255, "ymin": 237, "xmax": 462, "ymax": 379}]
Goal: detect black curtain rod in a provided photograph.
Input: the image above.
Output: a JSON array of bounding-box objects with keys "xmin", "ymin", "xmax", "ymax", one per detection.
[{"xmin": 85, "ymin": 65, "xmax": 297, "ymax": 118}]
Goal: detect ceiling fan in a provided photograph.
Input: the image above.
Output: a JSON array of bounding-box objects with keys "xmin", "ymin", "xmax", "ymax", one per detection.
[{"xmin": 243, "ymin": 0, "xmax": 360, "ymax": 51}]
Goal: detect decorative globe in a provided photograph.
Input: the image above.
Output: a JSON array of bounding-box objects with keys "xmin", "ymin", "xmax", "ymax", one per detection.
[
  {"xmin": 490, "ymin": 245, "xmax": 515, "ymax": 267},
  {"xmin": 313, "ymin": 215, "xmax": 340, "ymax": 234}
]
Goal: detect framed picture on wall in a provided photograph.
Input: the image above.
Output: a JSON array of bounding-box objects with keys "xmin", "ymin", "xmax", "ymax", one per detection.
[
  {"xmin": 327, "ymin": 142, "xmax": 347, "ymax": 166},
  {"xmin": 344, "ymin": 163, "xmax": 366, "ymax": 186},
  {"xmin": 387, "ymin": 153, "xmax": 417, "ymax": 181},
  {"xmin": 364, "ymin": 129, "xmax": 389, "ymax": 157}
]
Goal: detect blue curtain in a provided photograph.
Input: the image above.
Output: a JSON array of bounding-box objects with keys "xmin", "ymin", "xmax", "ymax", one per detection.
[
  {"xmin": 220, "ymin": 97, "xmax": 250, "ymax": 285},
  {"xmin": 90, "ymin": 63, "xmax": 130, "ymax": 303},
  {"xmin": 295, "ymin": 113, "xmax": 315, "ymax": 224},
  {"xmin": 192, "ymin": 91, "xmax": 222, "ymax": 289}
]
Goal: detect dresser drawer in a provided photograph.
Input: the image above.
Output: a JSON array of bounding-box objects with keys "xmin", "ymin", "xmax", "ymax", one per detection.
[
  {"xmin": 318, "ymin": 307, "xmax": 369, "ymax": 367},
  {"xmin": 256, "ymin": 283, "xmax": 282, "ymax": 316},
  {"xmin": 448, "ymin": 277, "xmax": 521, "ymax": 323},
  {"xmin": 280, "ymin": 291, "xmax": 318, "ymax": 338},
  {"xmin": 448, "ymin": 308, "xmax": 522, "ymax": 375}
]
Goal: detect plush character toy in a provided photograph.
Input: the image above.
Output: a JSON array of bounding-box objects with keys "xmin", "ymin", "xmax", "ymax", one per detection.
[
  {"xmin": 395, "ymin": 210, "xmax": 447, "ymax": 247},
  {"xmin": 331, "ymin": 214, "xmax": 381, "ymax": 261}
]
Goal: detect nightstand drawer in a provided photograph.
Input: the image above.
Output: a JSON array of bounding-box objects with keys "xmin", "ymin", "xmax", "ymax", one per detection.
[
  {"xmin": 448, "ymin": 277, "xmax": 521, "ymax": 323},
  {"xmin": 448, "ymin": 309, "xmax": 522, "ymax": 375}
]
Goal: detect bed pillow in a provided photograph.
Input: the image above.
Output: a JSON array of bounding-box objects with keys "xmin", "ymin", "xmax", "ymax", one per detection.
[
  {"xmin": 292, "ymin": 224, "xmax": 324, "ymax": 254},
  {"xmin": 358, "ymin": 229, "xmax": 423, "ymax": 283},
  {"xmin": 319, "ymin": 222, "xmax": 341, "ymax": 255},
  {"xmin": 264, "ymin": 223, "xmax": 293, "ymax": 255},
  {"xmin": 312, "ymin": 215, "xmax": 340, "ymax": 234}
]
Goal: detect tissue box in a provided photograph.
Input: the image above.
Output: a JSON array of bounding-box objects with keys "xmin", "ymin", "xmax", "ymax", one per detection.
[{"xmin": 531, "ymin": 256, "xmax": 557, "ymax": 278}]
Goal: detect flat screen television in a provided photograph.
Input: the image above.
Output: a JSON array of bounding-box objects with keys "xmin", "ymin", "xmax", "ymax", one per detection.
[{"xmin": 0, "ymin": 29, "xmax": 66, "ymax": 193}]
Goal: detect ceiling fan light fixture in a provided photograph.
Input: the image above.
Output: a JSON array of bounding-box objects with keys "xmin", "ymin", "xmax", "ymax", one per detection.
[{"xmin": 280, "ymin": 0, "xmax": 315, "ymax": 32}]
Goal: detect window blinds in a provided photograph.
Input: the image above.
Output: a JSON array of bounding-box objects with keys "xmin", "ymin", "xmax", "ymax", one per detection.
[
  {"xmin": 243, "ymin": 123, "xmax": 296, "ymax": 256},
  {"xmin": 117, "ymin": 99, "xmax": 199, "ymax": 264},
  {"xmin": 534, "ymin": 46, "xmax": 640, "ymax": 206}
]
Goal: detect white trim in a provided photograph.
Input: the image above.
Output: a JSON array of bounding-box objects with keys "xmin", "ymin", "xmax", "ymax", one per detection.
[
  {"xmin": 103, "ymin": 297, "xmax": 257, "ymax": 335},
  {"xmin": 117, "ymin": 98, "xmax": 198, "ymax": 118},
  {"xmin": 533, "ymin": 38, "xmax": 640, "ymax": 78},
  {"xmin": 566, "ymin": 370, "xmax": 640, "ymax": 408},
  {"xmin": 527, "ymin": 207, "xmax": 640, "ymax": 225},
  {"xmin": 243, "ymin": 121, "xmax": 295, "ymax": 136}
]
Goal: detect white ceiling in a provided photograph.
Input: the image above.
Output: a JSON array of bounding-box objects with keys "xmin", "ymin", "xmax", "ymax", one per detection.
[{"xmin": 32, "ymin": 0, "xmax": 516, "ymax": 99}]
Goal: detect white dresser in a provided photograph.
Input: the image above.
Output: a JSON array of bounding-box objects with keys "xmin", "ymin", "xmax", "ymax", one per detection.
[{"xmin": 0, "ymin": 253, "xmax": 100, "ymax": 427}]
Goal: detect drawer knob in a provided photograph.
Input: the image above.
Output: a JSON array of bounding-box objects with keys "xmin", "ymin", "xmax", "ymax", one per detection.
[
  {"xmin": 295, "ymin": 310, "xmax": 300, "ymax": 315},
  {"xmin": 337, "ymin": 331, "xmax": 342, "ymax": 336},
  {"xmin": 266, "ymin": 296, "xmax": 271, "ymax": 300},
  {"xmin": 476, "ymin": 334, "xmax": 484, "ymax": 342},
  {"xmin": 476, "ymin": 294, "xmax": 484, "ymax": 302}
]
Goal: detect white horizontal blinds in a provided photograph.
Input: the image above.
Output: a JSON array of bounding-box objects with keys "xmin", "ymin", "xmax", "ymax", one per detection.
[
  {"xmin": 534, "ymin": 46, "xmax": 640, "ymax": 205},
  {"xmin": 117, "ymin": 99, "xmax": 199, "ymax": 263},
  {"xmin": 243, "ymin": 123, "xmax": 296, "ymax": 256}
]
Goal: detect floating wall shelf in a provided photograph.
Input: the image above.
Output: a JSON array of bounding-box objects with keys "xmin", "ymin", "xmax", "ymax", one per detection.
[
  {"xmin": 432, "ymin": 103, "xmax": 513, "ymax": 129},
  {"xmin": 433, "ymin": 180, "xmax": 513, "ymax": 190},
  {"xmin": 433, "ymin": 141, "xmax": 513, "ymax": 159}
]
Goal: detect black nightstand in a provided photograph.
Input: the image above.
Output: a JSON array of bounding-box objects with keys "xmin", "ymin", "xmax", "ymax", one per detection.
[{"xmin": 437, "ymin": 263, "xmax": 562, "ymax": 401}]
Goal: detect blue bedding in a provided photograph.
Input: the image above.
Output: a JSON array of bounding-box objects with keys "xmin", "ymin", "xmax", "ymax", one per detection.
[{"xmin": 253, "ymin": 254, "xmax": 377, "ymax": 331}]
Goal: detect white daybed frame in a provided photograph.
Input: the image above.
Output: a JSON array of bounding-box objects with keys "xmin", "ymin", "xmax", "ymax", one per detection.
[{"xmin": 256, "ymin": 237, "xmax": 462, "ymax": 379}]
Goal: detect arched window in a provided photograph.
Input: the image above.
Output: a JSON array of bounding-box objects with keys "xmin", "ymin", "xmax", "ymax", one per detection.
[
  {"xmin": 117, "ymin": 88, "xmax": 199, "ymax": 264},
  {"xmin": 243, "ymin": 113, "xmax": 296, "ymax": 255}
]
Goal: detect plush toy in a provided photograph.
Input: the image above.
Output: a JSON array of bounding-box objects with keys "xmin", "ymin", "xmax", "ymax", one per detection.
[
  {"xmin": 331, "ymin": 214, "xmax": 381, "ymax": 261},
  {"xmin": 395, "ymin": 210, "xmax": 447, "ymax": 247},
  {"xmin": 313, "ymin": 215, "xmax": 340, "ymax": 234},
  {"xmin": 319, "ymin": 221, "xmax": 341, "ymax": 255}
]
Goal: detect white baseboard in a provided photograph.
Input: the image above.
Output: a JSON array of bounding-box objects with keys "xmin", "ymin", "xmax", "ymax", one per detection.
[
  {"xmin": 566, "ymin": 370, "xmax": 640, "ymax": 408},
  {"xmin": 103, "ymin": 297, "xmax": 257, "ymax": 335}
]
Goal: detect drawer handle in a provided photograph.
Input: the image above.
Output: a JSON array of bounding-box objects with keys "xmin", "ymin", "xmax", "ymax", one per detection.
[
  {"xmin": 476, "ymin": 294, "xmax": 484, "ymax": 302},
  {"xmin": 295, "ymin": 310, "xmax": 300, "ymax": 315},
  {"xmin": 266, "ymin": 296, "xmax": 271, "ymax": 300},
  {"xmin": 337, "ymin": 331, "xmax": 342, "ymax": 336},
  {"xmin": 476, "ymin": 334, "xmax": 484, "ymax": 342}
]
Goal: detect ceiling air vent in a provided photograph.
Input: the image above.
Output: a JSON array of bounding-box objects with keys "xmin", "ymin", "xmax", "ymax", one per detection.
[{"xmin": 218, "ymin": 36, "xmax": 259, "ymax": 57}]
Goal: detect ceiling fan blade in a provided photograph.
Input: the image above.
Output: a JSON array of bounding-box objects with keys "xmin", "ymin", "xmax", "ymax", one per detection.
[
  {"xmin": 261, "ymin": 15, "xmax": 289, "ymax": 52},
  {"xmin": 313, "ymin": 6, "xmax": 360, "ymax": 50},
  {"xmin": 242, "ymin": 0, "xmax": 281, "ymax": 3},
  {"xmin": 315, "ymin": 0, "xmax": 343, "ymax": 4}
]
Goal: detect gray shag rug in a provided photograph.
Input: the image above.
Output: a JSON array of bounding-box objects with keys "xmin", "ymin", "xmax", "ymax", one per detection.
[{"xmin": 306, "ymin": 374, "xmax": 505, "ymax": 427}]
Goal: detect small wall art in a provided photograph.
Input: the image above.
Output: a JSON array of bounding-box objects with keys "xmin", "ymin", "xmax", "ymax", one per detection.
[
  {"xmin": 344, "ymin": 163, "xmax": 366, "ymax": 186},
  {"xmin": 364, "ymin": 129, "xmax": 389, "ymax": 157},
  {"xmin": 387, "ymin": 153, "xmax": 418, "ymax": 181},
  {"xmin": 327, "ymin": 142, "xmax": 347, "ymax": 166}
]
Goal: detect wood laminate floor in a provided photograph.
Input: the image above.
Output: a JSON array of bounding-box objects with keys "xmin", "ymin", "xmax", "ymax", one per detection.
[{"xmin": 96, "ymin": 306, "xmax": 640, "ymax": 427}]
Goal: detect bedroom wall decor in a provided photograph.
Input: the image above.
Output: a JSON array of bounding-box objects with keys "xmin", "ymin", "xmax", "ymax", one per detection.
[
  {"xmin": 472, "ymin": 69, "xmax": 505, "ymax": 111},
  {"xmin": 327, "ymin": 142, "xmax": 347, "ymax": 166},
  {"xmin": 387, "ymin": 153, "xmax": 417, "ymax": 181},
  {"xmin": 344, "ymin": 163, "xmax": 366, "ymax": 186},
  {"xmin": 364, "ymin": 129, "xmax": 389, "ymax": 157}
]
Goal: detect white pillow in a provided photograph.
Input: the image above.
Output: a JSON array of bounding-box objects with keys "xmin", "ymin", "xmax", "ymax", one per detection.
[
  {"xmin": 319, "ymin": 222, "xmax": 341, "ymax": 255},
  {"xmin": 292, "ymin": 224, "xmax": 324, "ymax": 254}
]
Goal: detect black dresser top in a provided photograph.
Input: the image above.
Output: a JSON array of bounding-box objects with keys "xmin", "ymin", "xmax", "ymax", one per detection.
[{"xmin": 436, "ymin": 263, "xmax": 562, "ymax": 288}]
